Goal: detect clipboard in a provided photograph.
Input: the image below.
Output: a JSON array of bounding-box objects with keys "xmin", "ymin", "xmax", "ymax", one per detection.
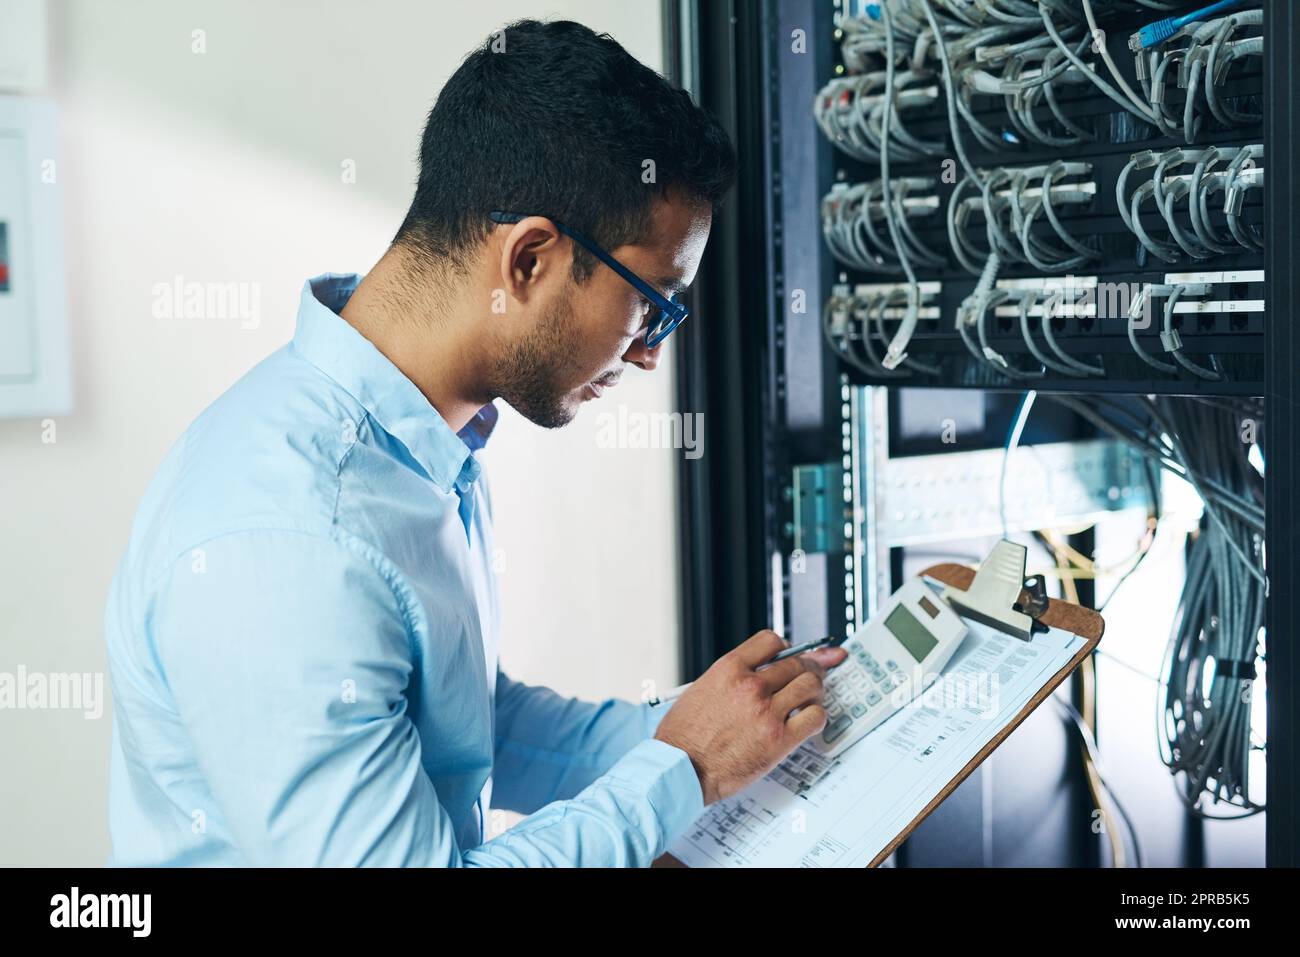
[{"xmin": 655, "ymin": 554, "xmax": 1105, "ymax": 869}]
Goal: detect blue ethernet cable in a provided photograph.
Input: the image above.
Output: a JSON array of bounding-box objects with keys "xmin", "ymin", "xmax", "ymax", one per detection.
[{"xmin": 1129, "ymin": 0, "xmax": 1249, "ymax": 52}]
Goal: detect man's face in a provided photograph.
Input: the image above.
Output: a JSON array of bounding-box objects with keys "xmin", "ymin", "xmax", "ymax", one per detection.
[{"xmin": 492, "ymin": 196, "xmax": 712, "ymax": 428}]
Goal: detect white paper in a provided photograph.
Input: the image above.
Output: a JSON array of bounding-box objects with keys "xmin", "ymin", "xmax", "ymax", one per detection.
[{"xmin": 668, "ymin": 620, "xmax": 1087, "ymax": 868}]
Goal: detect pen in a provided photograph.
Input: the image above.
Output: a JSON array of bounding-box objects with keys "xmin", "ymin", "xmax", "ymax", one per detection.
[
  {"xmin": 768, "ymin": 634, "xmax": 837, "ymax": 662},
  {"xmin": 647, "ymin": 636, "xmax": 838, "ymax": 707}
]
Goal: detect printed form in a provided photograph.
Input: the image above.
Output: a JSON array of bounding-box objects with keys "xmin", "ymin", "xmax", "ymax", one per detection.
[{"xmin": 668, "ymin": 619, "xmax": 1087, "ymax": 868}]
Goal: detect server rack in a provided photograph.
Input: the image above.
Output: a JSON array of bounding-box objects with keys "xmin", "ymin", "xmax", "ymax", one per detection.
[{"xmin": 667, "ymin": 0, "xmax": 1293, "ymax": 866}]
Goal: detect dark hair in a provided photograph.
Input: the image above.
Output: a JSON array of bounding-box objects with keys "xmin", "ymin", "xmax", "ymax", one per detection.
[{"xmin": 394, "ymin": 19, "xmax": 736, "ymax": 280}]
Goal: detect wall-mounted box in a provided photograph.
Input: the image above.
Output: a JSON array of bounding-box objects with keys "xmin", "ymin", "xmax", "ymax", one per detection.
[
  {"xmin": 0, "ymin": 0, "xmax": 48, "ymax": 93},
  {"xmin": 0, "ymin": 94, "xmax": 70, "ymax": 416}
]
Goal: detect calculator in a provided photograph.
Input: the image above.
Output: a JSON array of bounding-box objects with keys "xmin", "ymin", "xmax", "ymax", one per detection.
[{"xmin": 814, "ymin": 578, "xmax": 969, "ymax": 756}]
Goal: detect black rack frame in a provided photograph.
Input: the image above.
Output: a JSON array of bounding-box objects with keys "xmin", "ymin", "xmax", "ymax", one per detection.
[{"xmin": 1262, "ymin": 0, "xmax": 1297, "ymax": 869}]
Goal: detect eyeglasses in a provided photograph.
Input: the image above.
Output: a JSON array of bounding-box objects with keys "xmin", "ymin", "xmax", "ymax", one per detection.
[{"xmin": 489, "ymin": 211, "xmax": 689, "ymax": 349}]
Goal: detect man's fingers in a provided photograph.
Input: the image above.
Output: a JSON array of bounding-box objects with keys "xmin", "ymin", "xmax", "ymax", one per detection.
[
  {"xmin": 756, "ymin": 645, "xmax": 846, "ymax": 691},
  {"xmin": 806, "ymin": 646, "xmax": 848, "ymax": 670},
  {"xmin": 784, "ymin": 702, "xmax": 829, "ymax": 744},
  {"xmin": 754, "ymin": 655, "xmax": 812, "ymax": 692},
  {"xmin": 772, "ymin": 670, "xmax": 824, "ymax": 717},
  {"xmin": 798, "ymin": 654, "xmax": 829, "ymax": 682},
  {"xmin": 730, "ymin": 629, "xmax": 788, "ymax": 669}
]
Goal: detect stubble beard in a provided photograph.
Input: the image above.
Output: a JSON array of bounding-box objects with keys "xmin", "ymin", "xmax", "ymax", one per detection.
[{"xmin": 491, "ymin": 288, "xmax": 584, "ymax": 430}]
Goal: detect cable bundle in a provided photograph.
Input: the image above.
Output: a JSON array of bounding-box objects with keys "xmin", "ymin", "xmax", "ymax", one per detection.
[
  {"xmin": 1117, "ymin": 144, "xmax": 1262, "ymax": 264},
  {"xmin": 956, "ymin": 278, "xmax": 1107, "ymax": 382},
  {"xmin": 816, "ymin": 0, "xmax": 1161, "ymax": 372},
  {"xmin": 1125, "ymin": 281, "xmax": 1227, "ymax": 381},
  {"xmin": 1134, "ymin": 4, "xmax": 1262, "ymax": 143},
  {"xmin": 822, "ymin": 283, "xmax": 940, "ymax": 377},
  {"xmin": 1045, "ymin": 394, "xmax": 1266, "ymax": 817},
  {"xmin": 813, "ymin": 73, "xmax": 943, "ymax": 164},
  {"xmin": 1154, "ymin": 398, "xmax": 1265, "ymax": 817},
  {"xmin": 925, "ymin": 0, "xmax": 1106, "ymax": 151},
  {"xmin": 948, "ymin": 161, "xmax": 1099, "ymax": 276},
  {"xmin": 825, "ymin": 1, "xmax": 1189, "ymax": 156},
  {"xmin": 821, "ymin": 178, "xmax": 945, "ymax": 274}
]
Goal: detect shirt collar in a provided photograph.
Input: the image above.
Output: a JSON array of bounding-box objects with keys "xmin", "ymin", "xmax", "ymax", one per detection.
[{"xmin": 290, "ymin": 273, "xmax": 497, "ymax": 495}]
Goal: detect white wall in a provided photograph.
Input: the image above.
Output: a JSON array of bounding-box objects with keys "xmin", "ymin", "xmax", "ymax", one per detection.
[{"xmin": 0, "ymin": 0, "xmax": 682, "ymax": 866}]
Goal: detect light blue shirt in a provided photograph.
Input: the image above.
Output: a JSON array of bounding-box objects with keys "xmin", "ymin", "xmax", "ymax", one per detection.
[{"xmin": 105, "ymin": 273, "xmax": 703, "ymax": 866}]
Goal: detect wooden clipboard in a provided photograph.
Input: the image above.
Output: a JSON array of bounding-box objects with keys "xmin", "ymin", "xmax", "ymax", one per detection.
[{"xmin": 655, "ymin": 560, "xmax": 1105, "ymax": 868}]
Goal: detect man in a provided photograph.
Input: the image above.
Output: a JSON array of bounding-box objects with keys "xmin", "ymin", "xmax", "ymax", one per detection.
[{"xmin": 105, "ymin": 19, "xmax": 845, "ymax": 867}]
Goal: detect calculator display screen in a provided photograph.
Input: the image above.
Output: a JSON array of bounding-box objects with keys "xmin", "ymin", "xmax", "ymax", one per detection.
[{"xmin": 885, "ymin": 604, "xmax": 938, "ymax": 662}]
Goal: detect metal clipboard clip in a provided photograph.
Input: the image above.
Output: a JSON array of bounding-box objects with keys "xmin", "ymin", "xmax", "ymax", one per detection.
[{"xmin": 941, "ymin": 540, "xmax": 1049, "ymax": 640}]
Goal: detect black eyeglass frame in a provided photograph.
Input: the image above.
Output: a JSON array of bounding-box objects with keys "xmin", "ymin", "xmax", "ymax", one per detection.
[{"xmin": 489, "ymin": 210, "xmax": 689, "ymax": 348}]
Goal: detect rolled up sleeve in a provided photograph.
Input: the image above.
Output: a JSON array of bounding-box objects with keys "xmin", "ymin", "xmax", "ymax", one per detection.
[{"xmin": 491, "ymin": 672, "xmax": 677, "ymax": 812}]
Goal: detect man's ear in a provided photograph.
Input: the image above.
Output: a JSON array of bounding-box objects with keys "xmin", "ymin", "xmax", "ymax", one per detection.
[{"xmin": 497, "ymin": 216, "xmax": 565, "ymax": 304}]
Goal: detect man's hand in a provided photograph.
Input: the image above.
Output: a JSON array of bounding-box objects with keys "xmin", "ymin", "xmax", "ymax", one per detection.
[{"xmin": 653, "ymin": 630, "xmax": 847, "ymax": 805}]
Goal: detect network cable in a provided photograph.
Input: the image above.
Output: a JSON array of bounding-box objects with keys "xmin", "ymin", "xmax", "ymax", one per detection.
[
  {"xmin": 876, "ymin": 0, "xmax": 923, "ymax": 370},
  {"xmin": 1040, "ymin": 395, "xmax": 1265, "ymax": 816},
  {"xmin": 1130, "ymin": 0, "xmax": 1248, "ymax": 52}
]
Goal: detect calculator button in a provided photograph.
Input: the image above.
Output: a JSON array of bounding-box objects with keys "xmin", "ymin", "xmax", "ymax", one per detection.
[
  {"xmin": 866, "ymin": 690, "xmax": 882, "ymax": 706},
  {"xmin": 850, "ymin": 703, "xmax": 867, "ymax": 718},
  {"xmin": 823, "ymin": 714, "xmax": 853, "ymax": 744},
  {"xmin": 870, "ymin": 668, "xmax": 887, "ymax": 682},
  {"xmin": 886, "ymin": 660, "xmax": 899, "ymax": 672},
  {"xmin": 862, "ymin": 654, "xmax": 877, "ymax": 668}
]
